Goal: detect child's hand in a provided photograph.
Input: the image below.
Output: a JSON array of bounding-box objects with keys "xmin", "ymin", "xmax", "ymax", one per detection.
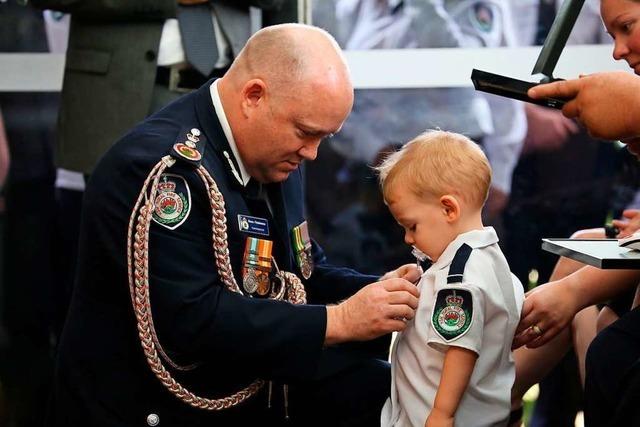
[
  {"xmin": 425, "ymin": 408, "xmax": 454, "ymax": 427},
  {"xmin": 613, "ymin": 209, "xmax": 640, "ymax": 238},
  {"xmin": 379, "ymin": 263, "xmax": 422, "ymax": 284}
]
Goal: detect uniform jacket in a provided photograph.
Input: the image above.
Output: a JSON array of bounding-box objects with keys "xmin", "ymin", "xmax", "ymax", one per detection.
[
  {"xmin": 48, "ymin": 81, "xmax": 376, "ymax": 426},
  {"xmin": 30, "ymin": 0, "xmax": 292, "ymax": 174}
]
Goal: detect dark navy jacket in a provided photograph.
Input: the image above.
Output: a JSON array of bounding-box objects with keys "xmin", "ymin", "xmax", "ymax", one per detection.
[{"xmin": 48, "ymin": 81, "xmax": 377, "ymax": 426}]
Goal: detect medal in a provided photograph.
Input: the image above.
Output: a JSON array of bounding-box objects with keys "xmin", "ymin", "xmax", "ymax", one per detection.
[
  {"xmin": 243, "ymin": 268, "xmax": 259, "ymax": 294},
  {"xmin": 242, "ymin": 237, "xmax": 273, "ymax": 295},
  {"xmin": 291, "ymin": 221, "xmax": 314, "ymax": 280}
]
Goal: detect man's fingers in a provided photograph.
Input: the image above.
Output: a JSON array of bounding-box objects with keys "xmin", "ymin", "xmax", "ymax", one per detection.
[
  {"xmin": 561, "ymin": 99, "xmax": 580, "ymax": 119},
  {"xmin": 387, "ymin": 319, "xmax": 409, "ymax": 333},
  {"xmin": 381, "ymin": 278, "xmax": 420, "ymax": 297},
  {"xmin": 388, "ymin": 291, "xmax": 419, "ymax": 309},
  {"xmin": 387, "ymin": 304, "xmax": 416, "ymax": 322}
]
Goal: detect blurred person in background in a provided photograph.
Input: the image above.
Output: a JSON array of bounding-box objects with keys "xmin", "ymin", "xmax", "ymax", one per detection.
[
  {"xmin": 0, "ymin": 2, "xmax": 59, "ymax": 426},
  {"xmin": 308, "ymin": 0, "xmax": 524, "ymax": 275}
]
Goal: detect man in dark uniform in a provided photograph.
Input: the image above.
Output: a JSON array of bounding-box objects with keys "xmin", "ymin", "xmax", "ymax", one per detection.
[{"xmin": 48, "ymin": 24, "xmax": 420, "ymax": 426}]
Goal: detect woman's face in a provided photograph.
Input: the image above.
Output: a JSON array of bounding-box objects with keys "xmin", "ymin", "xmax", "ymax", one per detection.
[{"xmin": 602, "ymin": 0, "xmax": 640, "ymax": 74}]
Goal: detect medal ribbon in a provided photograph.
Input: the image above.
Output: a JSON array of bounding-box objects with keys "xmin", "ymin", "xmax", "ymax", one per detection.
[
  {"xmin": 243, "ymin": 237, "xmax": 272, "ymax": 273},
  {"xmin": 291, "ymin": 222, "xmax": 312, "ymax": 268}
]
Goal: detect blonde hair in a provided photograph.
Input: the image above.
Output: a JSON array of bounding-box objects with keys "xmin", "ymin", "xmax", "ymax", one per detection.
[{"xmin": 376, "ymin": 130, "xmax": 491, "ymax": 209}]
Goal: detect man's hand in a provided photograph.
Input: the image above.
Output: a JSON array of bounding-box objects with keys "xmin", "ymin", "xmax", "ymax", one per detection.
[
  {"xmin": 613, "ymin": 209, "xmax": 640, "ymax": 238},
  {"xmin": 528, "ymin": 71, "xmax": 640, "ymax": 141},
  {"xmin": 379, "ymin": 263, "xmax": 422, "ymax": 283},
  {"xmin": 425, "ymin": 408, "xmax": 454, "ymax": 427},
  {"xmin": 325, "ymin": 278, "xmax": 419, "ymax": 345},
  {"xmin": 512, "ymin": 281, "xmax": 580, "ymax": 349}
]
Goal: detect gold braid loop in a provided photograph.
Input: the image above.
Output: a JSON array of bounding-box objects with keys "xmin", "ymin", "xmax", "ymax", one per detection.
[{"xmin": 127, "ymin": 156, "xmax": 307, "ymax": 411}]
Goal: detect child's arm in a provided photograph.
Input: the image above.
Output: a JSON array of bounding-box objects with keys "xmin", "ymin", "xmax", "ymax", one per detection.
[{"xmin": 425, "ymin": 346, "xmax": 478, "ymax": 427}]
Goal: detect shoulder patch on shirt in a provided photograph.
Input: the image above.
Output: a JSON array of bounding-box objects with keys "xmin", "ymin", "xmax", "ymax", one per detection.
[
  {"xmin": 431, "ymin": 288, "xmax": 473, "ymax": 342},
  {"xmin": 152, "ymin": 173, "xmax": 191, "ymax": 230}
]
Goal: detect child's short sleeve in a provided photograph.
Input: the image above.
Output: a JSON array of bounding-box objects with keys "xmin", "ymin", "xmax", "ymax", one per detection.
[{"xmin": 427, "ymin": 282, "xmax": 485, "ymax": 355}]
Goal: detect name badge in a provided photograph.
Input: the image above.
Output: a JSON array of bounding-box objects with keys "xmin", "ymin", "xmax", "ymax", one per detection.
[{"xmin": 237, "ymin": 214, "xmax": 270, "ymax": 236}]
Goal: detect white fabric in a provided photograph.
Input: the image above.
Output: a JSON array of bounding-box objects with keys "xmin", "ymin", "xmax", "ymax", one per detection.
[
  {"xmin": 158, "ymin": 15, "xmax": 231, "ymax": 69},
  {"xmin": 43, "ymin": 11, "xmax": 70, "ymax": 54},
  {"xmin": 209, "ymin": 80, "xmax": 250, "ymax": 186},
  {"xmin": 381, "ymin": 227, "xmax": 524, "ymax": 427}
]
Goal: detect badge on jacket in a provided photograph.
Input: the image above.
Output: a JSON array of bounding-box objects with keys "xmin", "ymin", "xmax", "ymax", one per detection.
[
  {"xmin": 242, "ymin": 237, "xmax": 273, "ymax": 295},
  {"xmin": 431, "ymin": 288, "xmax": 473, "ymax": 342},
  {"xmin": 152, "ymin": 174, "xmax": 192, "ymax": 230},
  {"xmin": 291, "ymin": 221, "xmax": 314, "ymax": 279}
]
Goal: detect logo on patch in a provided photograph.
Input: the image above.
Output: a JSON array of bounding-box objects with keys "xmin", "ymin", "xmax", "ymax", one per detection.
[
  {"xmin": 152, "ymin": 174, "xmax": 191, "ymax": 230},
  {"xmin": 432, "ymin": 289, "xmax": 473, "ymax": 342}
]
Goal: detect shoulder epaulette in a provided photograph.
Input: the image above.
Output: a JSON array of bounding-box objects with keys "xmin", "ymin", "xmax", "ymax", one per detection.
[
  {"xmin": 170, "ymin": 127, "xmax": 207, "ymax": 168},
  {"xmin": 447, "ymin": 243, "xmax": 473, "ymax": 284}
]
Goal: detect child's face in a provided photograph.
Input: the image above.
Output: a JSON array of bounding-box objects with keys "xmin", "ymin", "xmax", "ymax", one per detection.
[{"xmin": 386, "ymin": 190, "xmax": 455, "ymax": 262}]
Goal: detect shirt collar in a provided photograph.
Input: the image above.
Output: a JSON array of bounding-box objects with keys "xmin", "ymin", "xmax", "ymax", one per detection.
[
  {"xmin": 210, "ymin": 80, "xmax": 251, "ymax": 186},
  {"xmin": 429, "ymin": 227, "xmax": 499, "ymax": 271}
]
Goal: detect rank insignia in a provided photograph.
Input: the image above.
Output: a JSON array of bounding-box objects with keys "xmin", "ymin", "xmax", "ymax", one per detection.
[
  {"xmin": 173, "ymin": 143, "xmax": 202, "ymax": 162},
  {"xmin": 431, "ymin": 289, "xmax": 473, "ymax": 342},
  {"xmin": 291, "ymin": 221, "xmax": 313, "ymax": 279},
  {"xmin": 152, "ymin": 174, "xmax": 191, "ymax": 230},
  {"xmin": 242, "ymin": 237, "xmax": 273, "ymax": 295}
]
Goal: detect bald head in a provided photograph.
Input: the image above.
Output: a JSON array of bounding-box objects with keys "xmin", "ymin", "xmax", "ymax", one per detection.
[
  {"xmin": 217, "ymin": 24, "xmax": 354, "ymax": 184},
  {"xmin": 224, "ymin": 24, "xmax": 352, "ymax": 97}
]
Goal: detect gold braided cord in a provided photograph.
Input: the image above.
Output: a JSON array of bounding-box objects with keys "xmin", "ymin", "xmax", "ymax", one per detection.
[{"xmin": 127, "ymin": 156, "xmax": 306, "ymax": 410}]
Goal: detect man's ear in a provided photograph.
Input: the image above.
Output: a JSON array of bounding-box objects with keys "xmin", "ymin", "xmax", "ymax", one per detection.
[
  {"xmin": 240, "ymin": 79, "xmax": 267, "ymax": 117},
  {"xmin": 440, "ymin": 195, "xmax": 460, "ymax": 223}
]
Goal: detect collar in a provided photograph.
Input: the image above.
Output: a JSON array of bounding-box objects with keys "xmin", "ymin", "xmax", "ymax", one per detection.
[
  {"xmin": 210, "ymin": 80, "xmax": 251, "ymax": 186},
  {"xmin": 428, "ymin": 227, "xmax": 499, "ymax": 272}
]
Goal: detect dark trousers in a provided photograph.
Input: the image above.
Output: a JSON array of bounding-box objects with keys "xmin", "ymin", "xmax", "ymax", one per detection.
[{"xmin": 585, "ymin": 306, "xmax": 640, "ymax": 427}]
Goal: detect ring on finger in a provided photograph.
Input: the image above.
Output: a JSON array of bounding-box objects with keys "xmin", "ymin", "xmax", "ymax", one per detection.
[{"xmin": 531, "ymin": 324, "xmax": 543, "ymax": 336}]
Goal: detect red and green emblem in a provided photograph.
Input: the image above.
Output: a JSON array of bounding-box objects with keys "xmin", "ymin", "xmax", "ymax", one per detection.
[
  {"xmin": 432, "ymin": 289, "xmax": 473, "ymax": 342},
  {"xmin": 152, "ymin": 174, "xmax": 191, "ymax": 230},
  {"xmin": 173, "ymin": 143, "xmax": 202, "ymax": 161}
]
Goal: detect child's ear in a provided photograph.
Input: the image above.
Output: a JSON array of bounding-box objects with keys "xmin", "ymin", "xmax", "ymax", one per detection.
[{"xmin": 440, "ymin": 195, "xmax": 460, "ymax": 222}]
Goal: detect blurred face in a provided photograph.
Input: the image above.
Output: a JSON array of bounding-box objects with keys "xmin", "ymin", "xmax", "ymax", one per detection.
[
  {"xmin": 602, "ymin": 0, "xmax": 640, "ymax": 74},
  {"xmin": 237, "ymin": 78, "xmax": 353, "ymax": 183},
  {"xmin": 386, "ymin": 189, "xmax": 455, "ymax": 262}
]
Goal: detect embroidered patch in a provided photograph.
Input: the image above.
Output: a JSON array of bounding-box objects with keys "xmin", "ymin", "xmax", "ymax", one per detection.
[
  {"xmin": 471, "ymin": 3, "xmax": 494, "ymax": 33},
  {"xmin": 431, "ymin": 288, "xmax": 473, "ymax": 342},
  {"xmin": 152, "ymin": 174, "xmax": 191, "ymax": 230},
  {"xmin": 237, "ymin": 214, "xmax": 270, "ymax": 236}
]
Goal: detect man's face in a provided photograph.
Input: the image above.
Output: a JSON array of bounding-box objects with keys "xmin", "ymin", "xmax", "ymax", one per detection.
[
  {"xmin": 238, "ymin": 80, "xmax": 353, "ymax": 183},
  {"xmin": 386, "ymin": 189, "xmax": 454, "ymax": 263}
]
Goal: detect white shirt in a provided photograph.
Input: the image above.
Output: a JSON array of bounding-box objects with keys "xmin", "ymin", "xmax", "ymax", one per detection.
[
  {"xmin": 209, "ymin": 80, "xmax": 250, "ymax": 187},
  {"xmin": 158, "ymin": 15, "xmax": 231, "ymax": 69},
  {"xmin": 381, "ymin": 227, "xmax": 524, "ymax": 427}
]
